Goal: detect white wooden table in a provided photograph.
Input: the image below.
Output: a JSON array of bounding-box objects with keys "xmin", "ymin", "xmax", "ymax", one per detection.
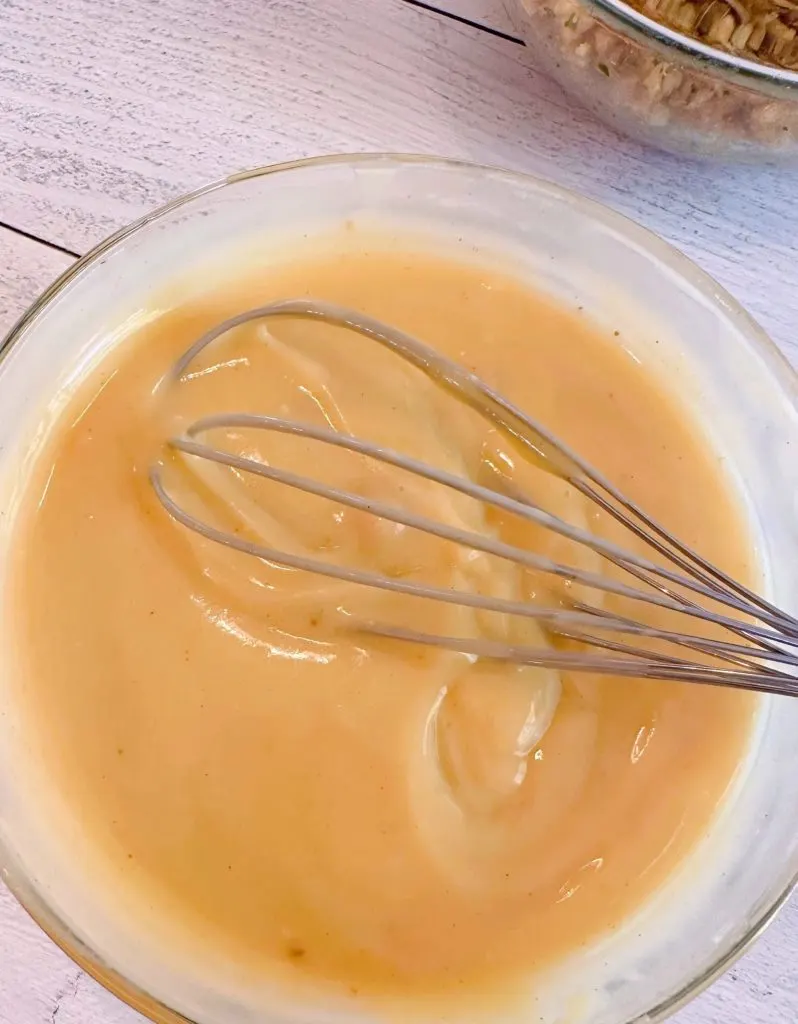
[{"xmin": 1, "ymin": 1, "xmax": 798, "ymax": 1021}]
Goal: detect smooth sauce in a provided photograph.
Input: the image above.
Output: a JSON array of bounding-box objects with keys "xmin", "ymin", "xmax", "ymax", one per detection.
[{"xmin": 8, "ymin": 239, "xmax": 757, "ymax": 1009}]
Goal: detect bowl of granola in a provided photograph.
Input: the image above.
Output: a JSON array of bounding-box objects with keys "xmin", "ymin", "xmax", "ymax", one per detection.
[{"xmin": 509, "ymin": 0, "xmax": 798, "ymax": 159}]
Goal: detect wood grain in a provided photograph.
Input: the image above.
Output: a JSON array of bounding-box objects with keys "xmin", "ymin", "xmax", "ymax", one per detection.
[
  {"xmin": 2, "ymin": 0, "xmax": 797, "ymax": 369},
  {"xmin": 1, "ymin": 2, "xmax": 798, "ymax": 1022},
  {"xmin": 0, "ymin": 229, "xmax": 72, "ymax": 333}
]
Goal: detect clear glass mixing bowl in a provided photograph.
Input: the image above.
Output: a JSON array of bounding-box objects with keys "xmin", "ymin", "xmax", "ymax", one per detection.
[{"xmin": 1, "ymin": 155, "xmax": 797, "ymax": 1024}]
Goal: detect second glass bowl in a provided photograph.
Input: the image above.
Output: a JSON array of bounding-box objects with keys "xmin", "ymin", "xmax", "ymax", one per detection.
[{"xmin": 509, "ymin": 0, "xmax": 798, "ymax": 159}]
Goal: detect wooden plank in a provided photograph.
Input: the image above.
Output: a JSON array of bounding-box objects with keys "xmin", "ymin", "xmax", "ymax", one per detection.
[
  {"xmin": 1, "ymin": 0, "xmax": 797, "ymax": 370},
  {"xmin": 0, "ymin": 229, "xmax": 73, "ymax": 334}
]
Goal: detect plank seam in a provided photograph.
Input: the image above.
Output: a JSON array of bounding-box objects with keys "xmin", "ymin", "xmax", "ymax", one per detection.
[
  {"xmin": 0, "ymin": 221, "xmax": 81, "ymax": 260},
  {"xmin": 398, "ymin": 0, "xmax": 524, "ymax": 43}
]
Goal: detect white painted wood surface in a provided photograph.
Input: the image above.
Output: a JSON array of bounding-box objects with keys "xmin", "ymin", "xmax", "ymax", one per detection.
[{"xmin": 1, "ymin": 1, "xmax": 798, "ymax": 1021}]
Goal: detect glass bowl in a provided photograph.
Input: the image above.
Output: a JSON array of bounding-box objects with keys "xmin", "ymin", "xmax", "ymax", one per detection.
[
  {"xmin": 1, "ymin": 155, "xmax": 798, "ymax": 1024},
  {"xmin": 508, "ymin": 0, "xmax": 798, "ymax": 160}
]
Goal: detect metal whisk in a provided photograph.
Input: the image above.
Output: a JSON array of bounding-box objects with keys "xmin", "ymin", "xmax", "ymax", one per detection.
[{"xmin": 150, "ymin": 300, "xmax": 798, "ymax": 697}]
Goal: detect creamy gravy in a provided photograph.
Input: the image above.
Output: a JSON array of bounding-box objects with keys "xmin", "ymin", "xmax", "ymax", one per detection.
[{"xmin": 7, "ymin": 238, "xmax": 757, "ymax": 1011}]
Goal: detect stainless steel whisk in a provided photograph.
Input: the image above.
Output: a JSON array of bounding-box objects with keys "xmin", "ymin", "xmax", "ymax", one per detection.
[{"xmin": 150, "ymin": 300, "xmax": 798, "ymax": 697}]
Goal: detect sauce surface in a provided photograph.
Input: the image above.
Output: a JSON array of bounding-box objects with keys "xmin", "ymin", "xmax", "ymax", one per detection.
[{"xmin": 8, "ymin": 238, "xmax": 756, "ymax": 1008}]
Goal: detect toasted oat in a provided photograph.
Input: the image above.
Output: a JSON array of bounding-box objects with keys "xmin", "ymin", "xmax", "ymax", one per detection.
[{"xmin": 627, "ymin": 0, "xmax": 798, "ymax": 67}]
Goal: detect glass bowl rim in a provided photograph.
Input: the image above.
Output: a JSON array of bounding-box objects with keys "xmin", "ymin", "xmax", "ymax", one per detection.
[{"xmin": 1, "ymin": 152, "xmax": 797, "ymax": 1024}]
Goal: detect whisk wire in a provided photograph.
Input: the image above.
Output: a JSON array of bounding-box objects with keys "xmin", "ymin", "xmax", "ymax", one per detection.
[{"xmin": 151, "ymin": 300, "xmax": 798, "ymax": 696}]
